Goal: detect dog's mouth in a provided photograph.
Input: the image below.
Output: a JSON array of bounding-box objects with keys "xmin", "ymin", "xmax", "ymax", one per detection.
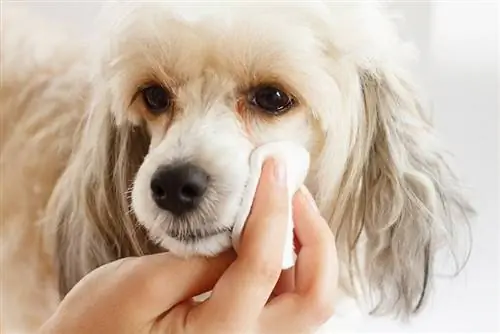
[
  {"xmin": 164, "ymin": 185, "xmax": 247, "ymax": 245},
  {"xmin": 166, "ymin": 226, "xmax": 231, "ymax": 243}
]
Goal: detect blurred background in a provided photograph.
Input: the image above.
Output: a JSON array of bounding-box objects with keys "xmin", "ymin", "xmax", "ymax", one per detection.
[{"xmin": 2, "ymin": 0, "xmax": 498, "ymax": 332}]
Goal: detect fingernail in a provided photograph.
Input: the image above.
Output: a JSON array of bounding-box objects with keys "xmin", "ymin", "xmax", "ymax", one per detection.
[
  {"xmin": 273, "ymin": 158, "xmax": 287, "ymax": 186},
  {"xmin": 299, "ymin": 185, "xmax": 320, "ymax": 213}
]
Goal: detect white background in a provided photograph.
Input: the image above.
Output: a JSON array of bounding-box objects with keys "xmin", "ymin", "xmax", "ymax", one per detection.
[{"xmin": 4, "ymin": 0, "xmax": 499, "ymax": 332}]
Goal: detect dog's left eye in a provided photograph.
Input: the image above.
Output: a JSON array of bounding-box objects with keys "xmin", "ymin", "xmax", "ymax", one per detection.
[
  {"xmin": 249, "ymin": 85, "xmax": 295, "ymax": 115},
  {"xmin": 141, "ymin": 84, "xmax": 172, "ymax": 114}
]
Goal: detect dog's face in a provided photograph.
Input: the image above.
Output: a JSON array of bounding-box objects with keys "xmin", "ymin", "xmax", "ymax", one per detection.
[
  {"xmin": 111, "ymin": 4, "xmax": 333, "ymax": 256},
  {"xmin": 53, "ymin": 0, "xmax": 473, "ymax": 317}
]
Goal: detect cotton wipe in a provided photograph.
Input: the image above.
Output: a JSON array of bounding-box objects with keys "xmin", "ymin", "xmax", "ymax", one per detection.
[{"xmin": 231, "ymin": 141, "xmax": 310, "ymax": 269}]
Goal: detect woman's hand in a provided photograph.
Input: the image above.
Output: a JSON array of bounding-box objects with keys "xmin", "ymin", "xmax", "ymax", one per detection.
[{"xmin": 39, "ymin": 159, "xmax": 338, "ymax": 334}]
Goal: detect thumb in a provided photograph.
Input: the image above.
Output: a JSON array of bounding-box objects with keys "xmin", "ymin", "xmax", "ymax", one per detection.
[
  {"xmin": 192, "ymin": 159, "xmax": 290, "ymax": 325},
  {"xmin": 238, "ymin": 158, "xmax": 289, "ymax": 259}
]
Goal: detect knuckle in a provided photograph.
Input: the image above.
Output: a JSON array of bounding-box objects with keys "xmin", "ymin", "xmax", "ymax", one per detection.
[
  {"xmin": 306, "ymin": 291, "xmax": 336, "ymax": 324},
  {"xmin": 107, "ymin": 257, "xmax": 142, "ymax": 281},
  {"xmin": 246, "ymin": 256, "xmax": 282, "ymax": 284},
  {"xmin": 323, "ymin": 242, "xmax": 337, "ymax": 263},
  {"xmin": 275, "ymin": 199, "xmax": 290, "ymax": 216},
  {"xmin": 128, "ymin": 258, "xmax": 172, "ymax": 297},
  {"xmin": 252, "ymin": 204, "xmax": 288, "ymax": 225},
  {"xmin": 317, "ymin": 236, "xmax": 337, "ymax": 265},
  {"xmin": 105, "ymin": 256, "xmax": 136, "ymax": 272},
  {"xmin": 259, "ymin": 265, "xmax": 281, "ymax": 284}
]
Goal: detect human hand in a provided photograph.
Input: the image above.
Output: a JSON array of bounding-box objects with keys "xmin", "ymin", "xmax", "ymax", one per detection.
[{"xmin": 38, "ymin": 159, "xmax": 338, "ymax": 334}]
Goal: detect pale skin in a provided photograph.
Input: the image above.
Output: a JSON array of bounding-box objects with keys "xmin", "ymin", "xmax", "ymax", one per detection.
[{"xmin": 38, "ymin": 159, "xmax": 338, "ymax": 334}]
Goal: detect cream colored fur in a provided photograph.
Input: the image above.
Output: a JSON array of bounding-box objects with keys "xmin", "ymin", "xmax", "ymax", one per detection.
[{"xmin": 0, "ymin": 1, "xmax": 473, "ymax": 333}]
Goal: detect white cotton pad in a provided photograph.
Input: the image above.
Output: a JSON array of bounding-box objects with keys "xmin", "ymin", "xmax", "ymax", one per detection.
[{"xmin": 231, "ymin": 141, "xmax": 310, "ymax": 269}]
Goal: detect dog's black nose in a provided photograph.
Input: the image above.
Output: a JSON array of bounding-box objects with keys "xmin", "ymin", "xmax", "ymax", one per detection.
[{"xmin": 150, "ymin": 163, "xmax": 209, "ymax": 216}]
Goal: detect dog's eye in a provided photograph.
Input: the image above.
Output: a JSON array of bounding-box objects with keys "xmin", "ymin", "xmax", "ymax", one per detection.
[
  {"xmin": 141, "ymin": 84, "xmax": 171, "ymax": 114},
  {"xmin": 250, "ymin": 85, "xmax": 294, "ymax": 115}
]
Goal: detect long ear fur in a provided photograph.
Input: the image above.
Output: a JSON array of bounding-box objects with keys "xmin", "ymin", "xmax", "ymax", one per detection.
[
  {"xmin": 328, "ymin": 67, "xmax": 474, "ymax": 318},
  {"xmin": 308, "ymin": 2, "xmax": 475, "ymax": 318},
  {"xmin": 45, "ymin": 91, "xmax": 159, "ymax": 297}
]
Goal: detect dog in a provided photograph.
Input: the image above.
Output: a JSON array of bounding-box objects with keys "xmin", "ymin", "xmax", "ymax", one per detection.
[{"xmin": 0, "ymin": 1, "xmax": 474, "ymax": 332}]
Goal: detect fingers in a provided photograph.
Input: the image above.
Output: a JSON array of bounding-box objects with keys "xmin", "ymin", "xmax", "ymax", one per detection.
[
  {"xmin": 194, "ymin": 158, "xmax": 290, "ymax": 324},
  {"xmin": 115, "ymin": 250, "xmax": 236, "ymax": 319},
  {"xmin": 293, "ymin": 186, "xmax": 338, "ymax": 296},
  {"xmin": 272, "ymin": 267, "xmax": 295, "ymax": 296},
  {"xmin": 261, "ymin": 187, "xmax": 338, "ymax": 330}
]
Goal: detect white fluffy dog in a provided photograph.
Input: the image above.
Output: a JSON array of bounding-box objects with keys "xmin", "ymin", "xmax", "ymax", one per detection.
[{"xmin": 0, "ymin": 1, "xmax": 473, "ymax": 333}]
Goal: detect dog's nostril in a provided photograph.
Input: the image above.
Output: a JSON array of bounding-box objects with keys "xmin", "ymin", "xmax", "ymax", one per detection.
[
  {"xmin": 180, "ymin": 184, "xmax": 200, "ymax": 200},
  {"xmin": 151, "ymin": 182, "xmax": 166, "ymax": 199},
  {"xmin": 150, "ymin": 163, "xmax": 209, "ymax": 216}
]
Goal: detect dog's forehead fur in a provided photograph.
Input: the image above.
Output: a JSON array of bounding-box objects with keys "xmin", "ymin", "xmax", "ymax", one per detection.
[
  {"xmin": 95, "ymin": 0, "xmax": 415, "ymax": 68},
  {"xmin": 98, "ymin": 6, "xmax": 330, "ymax": 92},
  {"xmin": 90, "ymin": 1, "xmax": 418, "ymax": 134},
  {"xmin": 0, "ymin": 1, "xmax": 475, "ymax": 331}
]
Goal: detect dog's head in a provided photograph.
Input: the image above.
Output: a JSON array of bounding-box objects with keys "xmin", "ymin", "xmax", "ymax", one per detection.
[{"xmin": 51, "ymin": 0, "xmax": 473, "ymax": 319}]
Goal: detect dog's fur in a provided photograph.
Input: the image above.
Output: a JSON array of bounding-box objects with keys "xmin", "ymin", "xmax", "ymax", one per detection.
[{"xmin": 0, "ymin": 1, "xmax": 473, "ymax": 332}]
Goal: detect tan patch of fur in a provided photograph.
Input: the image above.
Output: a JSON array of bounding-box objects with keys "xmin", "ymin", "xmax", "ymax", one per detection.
[
  {"xmin": 0, "ymin": 2, "xmax": 474, "ymax": 333},
  {"xmin": 0, "ymin": 20, "xmax": 89, "ymax": 331}
]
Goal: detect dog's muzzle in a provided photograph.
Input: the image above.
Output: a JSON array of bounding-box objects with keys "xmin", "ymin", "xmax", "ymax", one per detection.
[{"xmin": 150, "ymin": 162, "xmax": 209, "ymax": 216}]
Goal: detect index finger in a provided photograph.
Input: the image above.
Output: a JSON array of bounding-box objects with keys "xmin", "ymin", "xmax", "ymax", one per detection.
[
  {"xmin": 110, "ymin": 251, "xmax": 235, "ymax": 319},
  {"xmin": 193, "ymin": 158, "xmax": 290, "ymax": 324}
]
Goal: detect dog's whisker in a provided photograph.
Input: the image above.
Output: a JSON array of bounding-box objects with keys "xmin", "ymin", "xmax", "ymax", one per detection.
[{"xmin": 2, "ymin": 3, "xmax": 477, "ymax": 329}]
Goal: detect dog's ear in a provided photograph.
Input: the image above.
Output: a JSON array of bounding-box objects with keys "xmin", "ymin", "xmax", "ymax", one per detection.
[
  {"xmin": 308, "ymin": 2, "xmax": 475, "ymax": 318},
  {"xmin": 45, "ymin": 89, "xmax": 158, "ymax": 297},
  {"xmin": 325, "ymin": 66, "xmax": 474, "ymax": 317}
]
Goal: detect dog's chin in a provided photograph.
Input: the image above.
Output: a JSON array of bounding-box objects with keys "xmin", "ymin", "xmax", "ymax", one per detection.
[{"xmin": 155, "ymin": 231, "xmax": 233, "ymax": 257}]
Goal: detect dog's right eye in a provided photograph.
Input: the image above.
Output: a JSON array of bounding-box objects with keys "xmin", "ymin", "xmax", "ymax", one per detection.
[{"xmin": 141, "ymin": 84, "xmax": 172, "ymax": 114}]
